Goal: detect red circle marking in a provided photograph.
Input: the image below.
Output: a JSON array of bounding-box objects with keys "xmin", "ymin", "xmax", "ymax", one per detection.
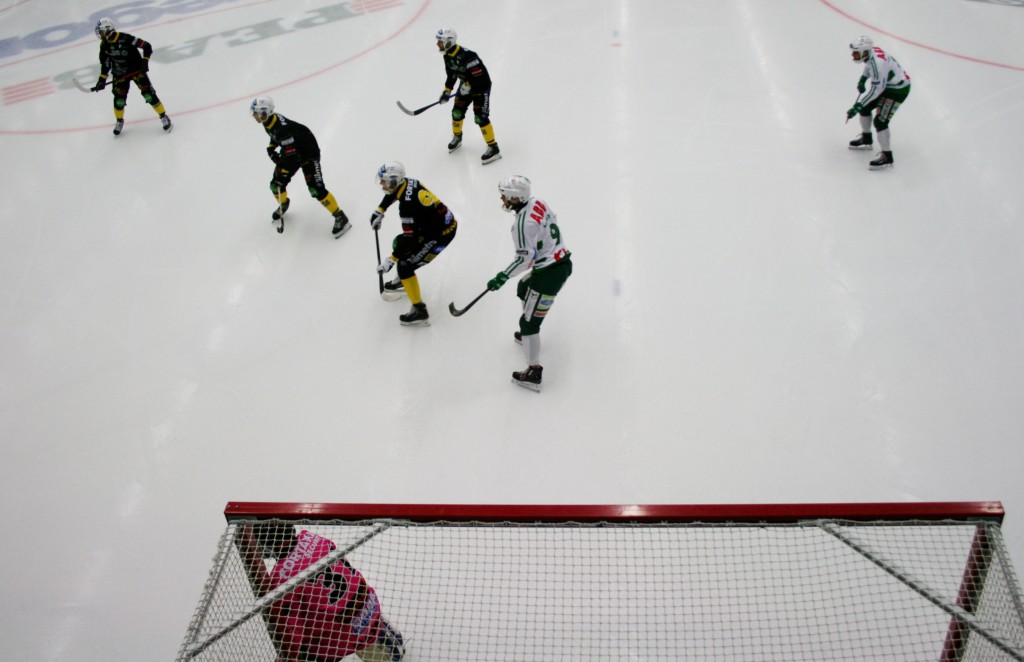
[{"xmin": 820, "ymin": 0, "xmax": 1024, "ymax": 72}]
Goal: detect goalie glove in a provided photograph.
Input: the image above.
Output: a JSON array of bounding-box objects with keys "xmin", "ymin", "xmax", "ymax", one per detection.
[
  {"xmin": 370, "ymin": 209, "xmax": 385, "ymax": 230},
  {"xmin": 487, "ymin": 272, "xmax": 509, "ymax": 291},
  {"xmin": 377, "ymin": 255, "xmax": 396, "ymax": 275}
]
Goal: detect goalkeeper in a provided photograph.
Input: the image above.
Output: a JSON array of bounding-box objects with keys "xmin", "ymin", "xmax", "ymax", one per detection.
[{"xmin": 253, "ymin": 524, "xmax": 406, "ymax": 662}]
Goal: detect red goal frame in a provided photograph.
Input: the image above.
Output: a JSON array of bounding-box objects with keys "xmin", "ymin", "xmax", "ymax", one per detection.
[{"xmin": 215, "ymin": 501, "xmax": 1012, "ymax": 662}]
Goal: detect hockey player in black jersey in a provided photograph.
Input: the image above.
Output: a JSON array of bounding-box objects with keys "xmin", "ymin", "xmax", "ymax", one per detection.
[
  {"xmin": 370, "ymin": 162, "xmax": 458, "ymax": 326},
  {"xmin": 250, "ymin": 97, "xmax": 351, "ymax": 238},
  {"xmin": 435, "ymin": 28, "xmax": 501, "ymax": 165},
  {"xmin": 91, "ymin": 18, "xmax": 171, "ymax": 136}
]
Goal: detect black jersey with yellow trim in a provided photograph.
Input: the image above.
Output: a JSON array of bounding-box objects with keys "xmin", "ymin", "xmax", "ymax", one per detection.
[
  {"xmin": 262, "ymin": 114, "xmax": 321, "ymax": 164},
  {"xmin": 378, "ymin": 178, "xmax": 456, "ymax": 241},
  {"xmin": 98, "ymin": 33, "xmax": 152, "ymax": 78},
  {"xmin": 442, "ymin": 45, "xmax": 492, "ymax": 92}
]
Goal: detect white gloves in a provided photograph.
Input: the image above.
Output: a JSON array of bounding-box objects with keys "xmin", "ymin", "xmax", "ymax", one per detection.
[
  {"xmin": 459, "ymin": 81, "xmax": 471, "ymax": 95},
  {"xmin": 377, "ymin": 256, "xmax": 396, "ymax": 274},
  {"xmin": 370, "ymin": 209, "xmax": 385, "ymax": 230}
]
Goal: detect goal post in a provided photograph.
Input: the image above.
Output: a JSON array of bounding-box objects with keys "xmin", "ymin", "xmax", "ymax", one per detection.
[{"xmin": 178, "ymin": 502, "xmax": 1024, "ymax": 661}]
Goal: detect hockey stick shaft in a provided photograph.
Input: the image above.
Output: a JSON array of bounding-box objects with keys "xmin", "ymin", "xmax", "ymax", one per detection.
[
  {"xmin": 448, "ymin": 288, "xmax": 489, "ymax": 317},
  {"xmin": 374, "ymin": 229, "xmax": 384, "ymax": 294},
  {"xmin": 73, "ymin": 71, "xmax": 143, "ymax": 93},
  {"xmin": 395, "ymin": 92, "xmax": 459, "ymax": 116}
]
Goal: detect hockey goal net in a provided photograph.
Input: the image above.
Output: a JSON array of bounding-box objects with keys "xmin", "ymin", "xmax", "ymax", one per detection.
[{"xmin": 178, "ymin": 502, "xmax": 1024, "ymax": 661}]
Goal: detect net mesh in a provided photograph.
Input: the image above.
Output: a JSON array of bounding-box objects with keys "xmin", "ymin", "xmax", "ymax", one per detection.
[{"xmin": 178, "ymin": 517, "xmax": 1024, "ymax": 661}]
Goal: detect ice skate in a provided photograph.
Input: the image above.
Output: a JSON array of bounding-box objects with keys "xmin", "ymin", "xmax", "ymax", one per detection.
[
  {"xmin": 447, "ymin": 133, "xmax": 462, "ymax": 153},
  {"xmin": 481, "ymin": 143, "xmax": 501, "ymax": 165},
  {"xmin": 869, "ymin": 151, "xmax": 894, "ymax": 170},
  {"xmin": 160, "ymin": 114, "xmax": 172, "ymax": 132},
  {"xmin": 113, "ymin": 119, "xmax": 124, "ymax": 136},
  {"xmin": 399, "ymin": 302, "xmax": 429, "ymax": 326},
  {"xmin": 512, "ymin": 365, "xmax": 542, "ymax": 392},
  {"xmin": 377, "ymin": 617, "xmax": 405, "ymax": 661},
  {"xmin": 331, "ymin": 210, "xmax": 351, "ymax": 239},
  {"xmin": 848, "ymin": 133, "xmax": 872, "ymax": 150},
  {"xmin": 381, "ymin": 277, "xmax": 405, "ymax": 302}
]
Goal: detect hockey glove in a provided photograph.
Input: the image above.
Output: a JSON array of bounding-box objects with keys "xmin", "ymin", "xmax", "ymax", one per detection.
[
  {"xmin": 846, "ymin": 103, "xmax": 863, "ymax": 120},
  {"xmin": 266, "ymin": 146, "xmax": 280, "ymax": 163},
  {"xmin": 370, "ymin": 209, "xmax": 385, "ymax": 230},
  {"xmin": 140, "ymin": 58, "xmax": 150, "ymax": 73},
  {"xmin": 92, "ymin": 77, "xmax": 107, "ymax": 92},
  {"xmin": 856, "ymin": 76, "xmax": 867, "ymax": 94},
  {"xmin": 377, "ymin": 256, "xmax": 396, "ymax": 275},
  {"xmin": 459, "ymin": 81, "xmax": 471, "ymax": 96},
  {"xmin": 487, "ymin": 272, "xmax": 509, "ymax": 291},
  {"xmin": 439, "ymin": 89, "xmax": 452, "ymax": 104}
]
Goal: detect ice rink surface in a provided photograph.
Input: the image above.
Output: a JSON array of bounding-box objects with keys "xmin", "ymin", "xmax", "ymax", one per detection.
[{"xmin": 2, "ymin": 0, "xmax": 1023, "ymax": 658}]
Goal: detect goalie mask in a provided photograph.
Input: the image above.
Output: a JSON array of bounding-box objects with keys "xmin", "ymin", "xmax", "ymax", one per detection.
[{"xmin": 249, "ymin": 522, "xmax": 296, "ymax": 559}]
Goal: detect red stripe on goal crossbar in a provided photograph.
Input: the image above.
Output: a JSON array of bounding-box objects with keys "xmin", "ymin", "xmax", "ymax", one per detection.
[{"xmin": 224, "ymin": 502, "xmax": 1005, "ymax": 523}]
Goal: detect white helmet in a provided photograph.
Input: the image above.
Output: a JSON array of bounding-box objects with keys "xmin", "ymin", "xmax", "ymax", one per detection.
[
  {"xmin": 250, "ymin": 96, "xmax": 275, "ymax": 122},
  {"xmin": 377, "ymin": 161, "xmax": 407, "ymax": 193},
  {"xmin": 95, "ymin": 18, "xmax": 115, "ymax": 39},
  {"xmin": 498, "ymin": 175, "xmax": 531, "ymax": 211},
  {"xmin": 850, "ymin": 36, "xmax": 873, "ymax": 61},
  {"xmin": 436, "ymin": 28, "xmax": 457, "ymax": 52}
]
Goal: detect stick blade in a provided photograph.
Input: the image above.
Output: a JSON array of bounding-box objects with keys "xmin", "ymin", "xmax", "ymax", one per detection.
[
  {"xmin": 73, "ymin": 78, "xmax": 94, "ymax": 93},
  {"xmin": 448, "ymin": 302, "xmax": 463, "ymax": 317},
  {"xmin": 396, "ymin": 100, "xmax": 416, "ymax": 116}
]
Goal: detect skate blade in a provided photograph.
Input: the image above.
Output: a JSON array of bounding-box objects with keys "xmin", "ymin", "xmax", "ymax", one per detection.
[
  {"xmin": 482, "ymin": 153, "xmax": 502, "ymax": 165},
  {"xmin": 399, "ymin": 318, "xmax": 430, "ymax": 327},
  {"xmin": 868, "ymin": 162, "xmax": 894, "ymax": 170},
  {"xmin": 511, "ymin": 377, "xmax": 541, "ymax": 392}
]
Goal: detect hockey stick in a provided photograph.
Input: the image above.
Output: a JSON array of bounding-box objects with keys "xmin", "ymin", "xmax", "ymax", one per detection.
[
  {"xmin": 73, "ymin": 71, "xmax": 143, "ymax": 93},
  {"xmin": 395, "ymin": 92, "xmax": 458, "ymax": 116},
  {"xmin": 448, "ymin": 288, "xmax": 489, "ymax": 317},
  {"xmin": 374, "ymin": 228, "xmax": 384, "ymax": 294}
]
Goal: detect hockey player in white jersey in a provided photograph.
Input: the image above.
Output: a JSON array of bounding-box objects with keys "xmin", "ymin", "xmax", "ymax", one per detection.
[
  {"xmin": 846, "ymin": 36, "xmax": 911, "ymax": 169},
  {"xmin": 487, "ymin": 176, "xmax": 572, "ymax": 392}
]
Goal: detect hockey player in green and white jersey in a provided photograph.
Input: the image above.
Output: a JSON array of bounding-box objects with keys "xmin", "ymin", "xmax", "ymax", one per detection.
[
  {"xmin": 487, "ymin": 176, "xmax": 572, "ymax": 392},
  {"xmin": 846, "ymin": 36, "xmax": 911, "ymax": 170}
]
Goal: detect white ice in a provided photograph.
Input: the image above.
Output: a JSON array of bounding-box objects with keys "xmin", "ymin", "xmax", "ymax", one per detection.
[{"xmin": 1, "ymin": 0, "xmax": 1023, "ymax": 659}]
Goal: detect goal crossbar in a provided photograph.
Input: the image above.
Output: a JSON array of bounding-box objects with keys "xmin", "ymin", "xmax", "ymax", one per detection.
[{"xmin": 224, "ymin": 500, "xmax": 1007, "ymax": 524}]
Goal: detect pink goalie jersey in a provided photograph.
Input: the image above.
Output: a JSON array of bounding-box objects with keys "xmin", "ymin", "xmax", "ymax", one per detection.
[{"xmin": 268, "ymin": 529, "xmax": 383, "ymax": 659}]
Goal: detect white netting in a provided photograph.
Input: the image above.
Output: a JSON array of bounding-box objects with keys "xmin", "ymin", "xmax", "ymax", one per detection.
[{"xmin": 178, "ymin": 517, "xmax": 1024, "ymax": 661}]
